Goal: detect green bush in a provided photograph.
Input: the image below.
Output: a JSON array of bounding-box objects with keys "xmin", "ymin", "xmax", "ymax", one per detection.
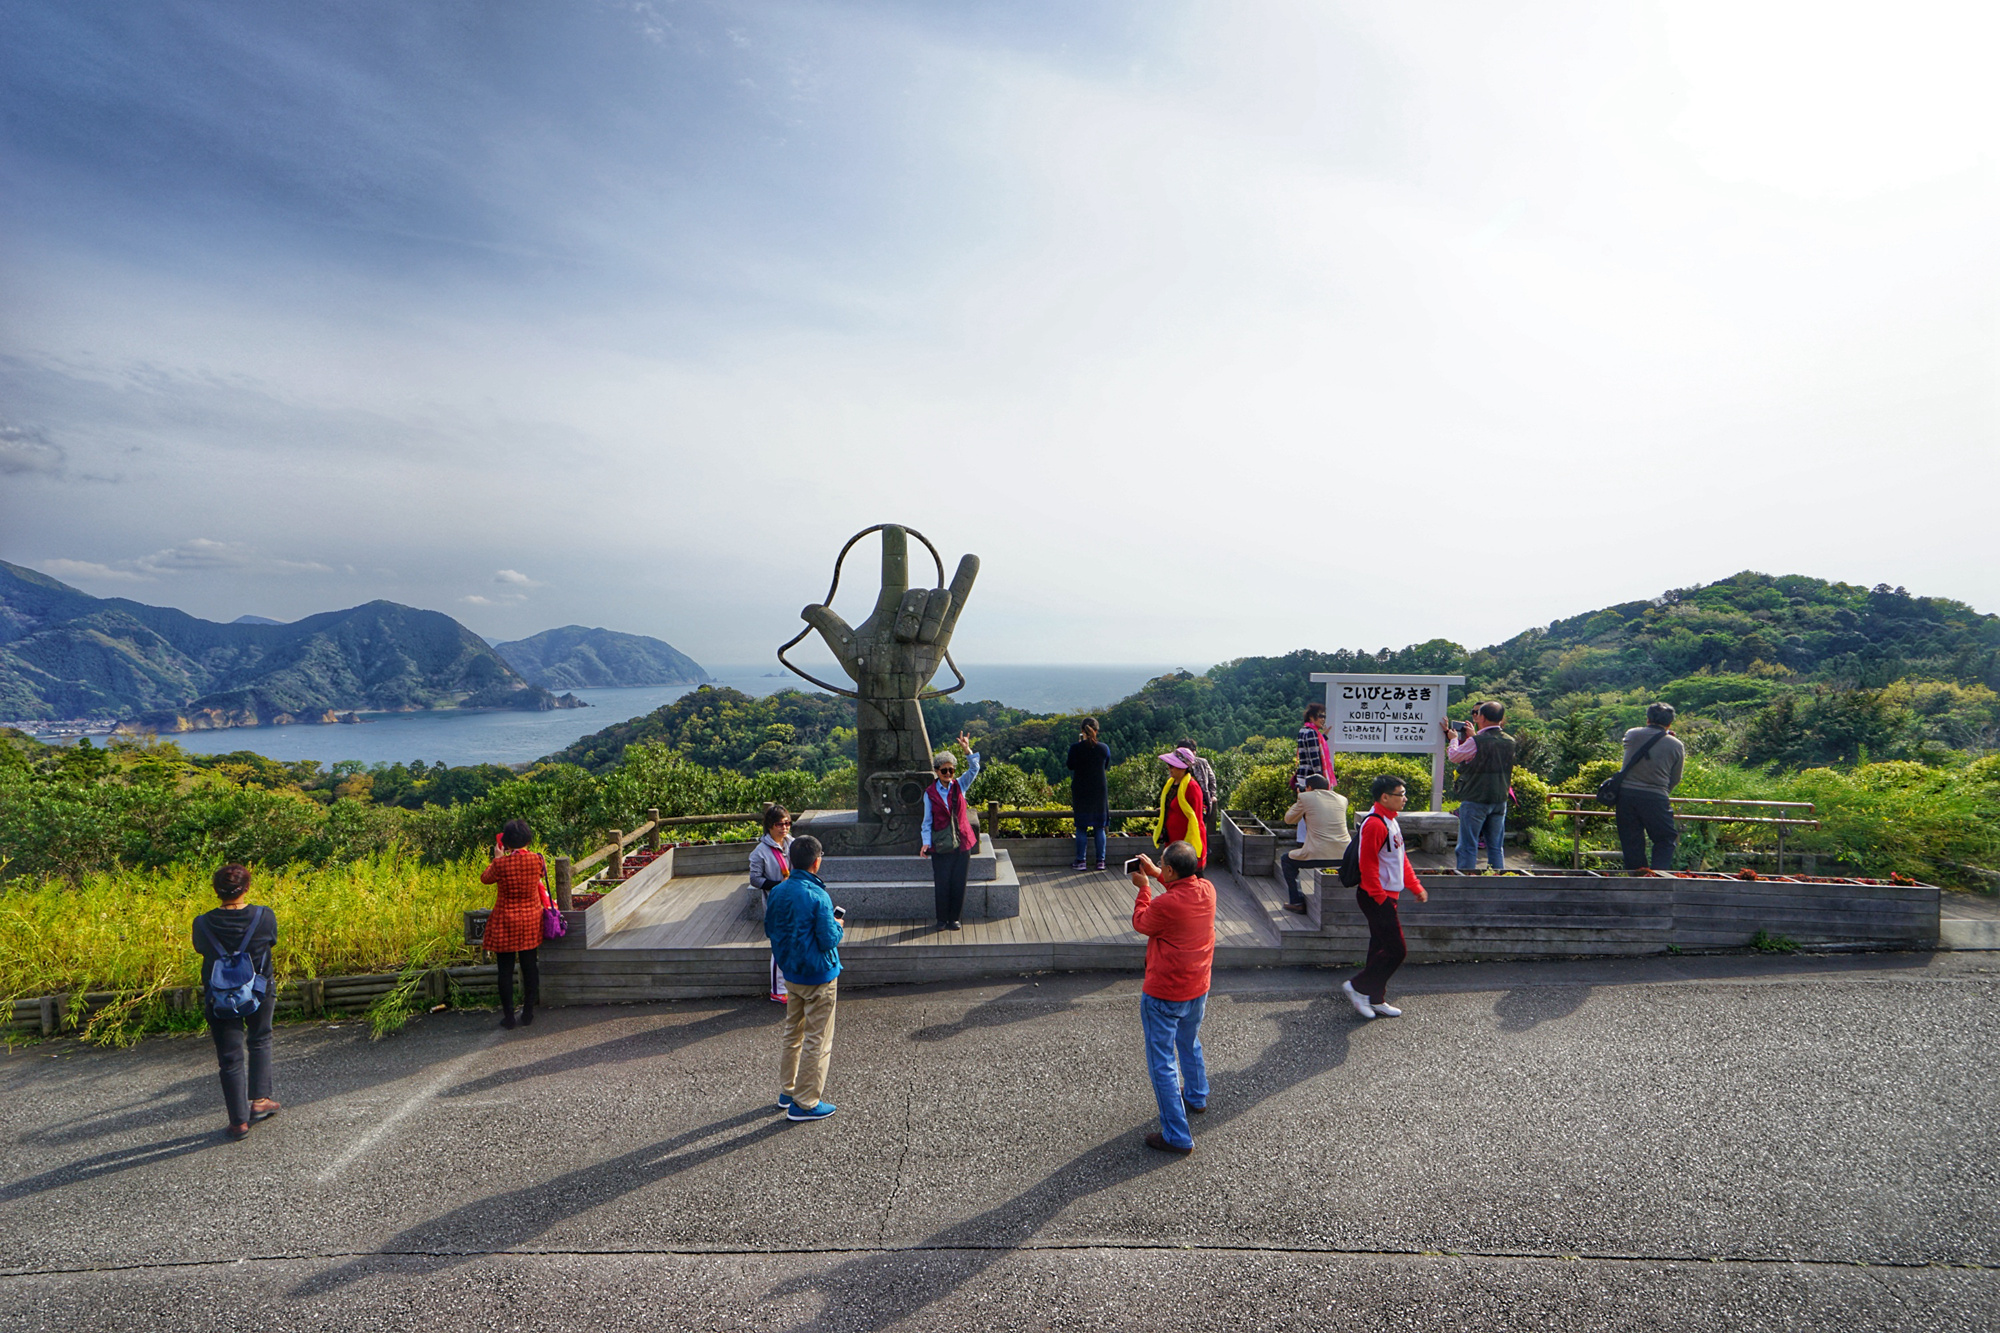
[
  {"xmin": 1330, "ymin": 754, "xmax": 1432, "ymax": 812},
  {"xmin": 1227, "ymin": 764, "xmax": 1296, "ymax": 823}
]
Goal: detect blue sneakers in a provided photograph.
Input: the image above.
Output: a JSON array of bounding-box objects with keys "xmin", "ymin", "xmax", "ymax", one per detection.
[
  {"xmin": 786, "ymin": 1100, "xmax": 837, "ymax": 1121},
  {"xmin": 777, "ymin": 1093, "xmax": 794, "ymax": 1110}
]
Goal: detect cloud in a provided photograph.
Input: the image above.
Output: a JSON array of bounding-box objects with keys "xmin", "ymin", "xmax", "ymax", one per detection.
[
  {"xmin": 39, "ymin": 539, "xmax": 332, "ymax": 582},
  {"xmin": 493, "ymin": 569, "xmax": 539, "ymax": 586},
  {"xmin": 460, "ymin": 594, "xmax": 496, "ymax": 605},
  {"xmin": 0, "ymin": 422, "xmax": 64, "ymax": 476},
  {"xmin": 40, "ymin": 557, "xmax": 148, "ymax": 583}
]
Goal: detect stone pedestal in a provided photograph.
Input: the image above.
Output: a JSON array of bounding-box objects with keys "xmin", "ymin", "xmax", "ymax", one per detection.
[{"xmin": 746, "ymin": 834, "xmax": 1020, "ymax": 922}]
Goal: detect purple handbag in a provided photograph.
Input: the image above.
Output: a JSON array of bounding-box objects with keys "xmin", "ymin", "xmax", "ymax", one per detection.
[{"xmin": 540, "ymin": 883, "xmax": 567, "ymax": 941}]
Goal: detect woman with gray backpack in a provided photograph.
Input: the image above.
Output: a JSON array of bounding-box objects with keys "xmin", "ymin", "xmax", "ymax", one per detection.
[{"xmin": 192, "ymin": 863, "xmax": 280, "ymax": 1141}]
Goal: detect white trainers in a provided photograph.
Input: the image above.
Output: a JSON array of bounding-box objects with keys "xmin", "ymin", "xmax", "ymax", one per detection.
[
  {"xmin": 1371, "ymin": 1001, "xmax": 1403, "ymax": 1017},
  {"xmin": 1341, "ymin": 980, "xmax": 1376, "ymax": 1019}
]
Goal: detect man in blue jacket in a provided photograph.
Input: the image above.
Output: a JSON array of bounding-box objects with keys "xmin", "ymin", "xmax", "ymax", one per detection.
[{"xmin": 763, "ymin": 834, "xmax": 844, "ymax": 1121}]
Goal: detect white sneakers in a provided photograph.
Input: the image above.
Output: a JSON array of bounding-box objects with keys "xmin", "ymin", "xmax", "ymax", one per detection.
[
  {"xmin": 1371, "ymin": 1002, "xmax": 1403, "ymax": 1017},
  {"xmin": 1341, "ymin": 980, "xmax": 1376, "ymax": 1019}
]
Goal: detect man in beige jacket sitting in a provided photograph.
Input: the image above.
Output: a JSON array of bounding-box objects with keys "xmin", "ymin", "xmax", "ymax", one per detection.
[{"xmin": 1280, "ymin": 774, "xmax": 1350, "ymax": 914}]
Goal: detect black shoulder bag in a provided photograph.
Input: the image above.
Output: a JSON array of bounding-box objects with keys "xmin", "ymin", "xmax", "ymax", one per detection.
[
  {"xmin": 1597, "ymin": 730, "xmax": 1667, "ymax": 807},
  {"xmin": 1337, "ymin": 812, "xmax": 1387, "ymax": 889}
]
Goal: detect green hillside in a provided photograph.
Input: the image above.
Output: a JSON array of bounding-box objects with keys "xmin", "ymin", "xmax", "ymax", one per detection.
[{"xmin": 494, "ymin": 625, "xmax": 706, "ymax": 689}]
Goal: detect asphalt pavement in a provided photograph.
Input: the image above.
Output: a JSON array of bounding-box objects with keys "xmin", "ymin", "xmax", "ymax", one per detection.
[{"xmin": 2, "ymin": 952, "xmax": 1996, "ymax": 1331}]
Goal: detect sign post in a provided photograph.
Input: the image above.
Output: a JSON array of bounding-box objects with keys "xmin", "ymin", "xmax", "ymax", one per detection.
[{"xmin": 1309, "ymin": 673, "xmax": 1466, "ymax": 811}]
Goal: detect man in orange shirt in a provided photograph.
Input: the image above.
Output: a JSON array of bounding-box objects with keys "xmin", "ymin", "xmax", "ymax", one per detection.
[{"xmin": 1130, "ymin": 840, "xmax": 1216, "ymax": 1155}]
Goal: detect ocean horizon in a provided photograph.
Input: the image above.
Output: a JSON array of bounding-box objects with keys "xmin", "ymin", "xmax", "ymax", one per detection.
[{"xmin": 119, "ymin": 663, "xmax": 1191, "ymax": 768}]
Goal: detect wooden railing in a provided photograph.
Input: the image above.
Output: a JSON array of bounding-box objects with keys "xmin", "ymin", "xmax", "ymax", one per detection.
[{"xmin": 1546, "ymin": 793, "xmax": 1820, "ymax": 873}]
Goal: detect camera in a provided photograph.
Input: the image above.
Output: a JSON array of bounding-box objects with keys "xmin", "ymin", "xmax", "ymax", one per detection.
[
  {"xmin": 1123, "ymin": 856, "xmax": 1145, "ymax": 876},
  {"xmin": 833, "ymin": 906, "xmax": 845, "ymax": 920}
]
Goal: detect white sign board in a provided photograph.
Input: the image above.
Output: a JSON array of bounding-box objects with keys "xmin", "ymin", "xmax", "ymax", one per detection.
[{"xmin": 1310, "ymin": 673, "xmax": 1465, "ymax": 811}]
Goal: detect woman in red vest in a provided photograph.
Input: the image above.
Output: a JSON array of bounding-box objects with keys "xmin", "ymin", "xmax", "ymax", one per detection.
[
  {"xmin": 919, "ymin": 732, "xmax": 981, "ymax": 930},
  {"xmin": 1154, "ymin": 751, "xmax": 1208, "ymax": 868}
]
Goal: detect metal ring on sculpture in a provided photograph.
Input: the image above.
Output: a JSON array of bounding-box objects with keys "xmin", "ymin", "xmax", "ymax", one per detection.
[{"xmin": 773, "ymin": 523, "xmax": 968, "ymax": 701}]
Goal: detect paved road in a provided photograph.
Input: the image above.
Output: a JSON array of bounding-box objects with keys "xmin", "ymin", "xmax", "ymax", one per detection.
[{"xmin": 3, "ymin": 953, "xmax": 1996, "ymax": 1331}]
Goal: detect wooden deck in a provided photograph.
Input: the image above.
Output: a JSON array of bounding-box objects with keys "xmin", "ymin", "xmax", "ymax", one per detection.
[
  {"xmin": 597, "ymin": 864, "xmax": 1311, "ymax": 953},
  {"xmin": 531, "ymin": 857, "xmax": 1942, "ymax": 1006},
  {"xmin": 538, "ymin": 864, "xmax": 1322, "ymax": 1005}
]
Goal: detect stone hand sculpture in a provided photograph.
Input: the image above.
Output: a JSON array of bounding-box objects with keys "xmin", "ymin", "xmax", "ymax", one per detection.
[{"xmin": 783, "ymin": 524, "xmax": 979, "ymax": 849}]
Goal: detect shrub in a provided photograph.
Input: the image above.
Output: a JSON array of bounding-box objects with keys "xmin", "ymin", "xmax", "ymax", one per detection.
[{"xmin": 1227, "ymin": 764, "xmax": 1296, "ymax": 823}]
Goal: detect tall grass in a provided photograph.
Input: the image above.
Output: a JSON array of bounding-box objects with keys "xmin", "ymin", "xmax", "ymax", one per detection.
[{"xmin": 0, "ymin": 853, "xmax": 490, "ymax": 1033}]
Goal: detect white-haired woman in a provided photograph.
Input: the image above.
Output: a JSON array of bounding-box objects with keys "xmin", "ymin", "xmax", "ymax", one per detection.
[{"xmin": 918, "ymin": 731, "xmax": 981, "ymax": 930}]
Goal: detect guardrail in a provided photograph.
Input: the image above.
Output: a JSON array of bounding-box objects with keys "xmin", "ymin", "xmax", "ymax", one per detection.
[
  {"xmin": 1546, "ymin": 793, "xmax": 1820, "ymax": 873},
  {"xmin": 5, "ymin": 965, "xmax": 499, "ymax": 1038}
]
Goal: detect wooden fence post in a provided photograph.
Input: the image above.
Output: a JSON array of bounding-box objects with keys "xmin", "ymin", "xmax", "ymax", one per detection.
[
  {"xmin": 986, "ymin": 801, "xmax": 1000, "ymax": 845},
  {"xmin": 608, "ymin": 830, "xmax": 624, "ymax": 882},
  {"xmin": 647, "ymin": 809, "xmax": 661, "ymax": 852},
  {"xmin": 554, "ymin": 856, "xmax": 573, "ymax": 910}
]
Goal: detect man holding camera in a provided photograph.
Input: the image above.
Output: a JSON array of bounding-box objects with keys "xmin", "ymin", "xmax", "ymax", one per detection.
[
  {"xmin": 1443, "ymin": 702, "xmax": 1517, "ymax": 873},
  {"xmin": 1618, "ymin": 703, "xmax": 1686, "ymax": 871},
  {"xmin": 1129, "ymin": 841, "xmax": 1216, "ymax": 1156},
  {"xmin": 763, "ymin": 835, "xmax": 845, "ymax": 1122}
]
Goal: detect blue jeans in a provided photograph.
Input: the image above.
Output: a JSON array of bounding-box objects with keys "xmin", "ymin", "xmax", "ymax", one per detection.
[
  {"xmin": 1456, "ymin": 800, "xmax": 1507, "ymax": 871},
  {"xmin": 1140, "ymin": 991, "xmax": 1208, "ymax": 1150},
  {"xmin": 1074, "ymin": 813, "xmax": 1108, "ymax": 864}
]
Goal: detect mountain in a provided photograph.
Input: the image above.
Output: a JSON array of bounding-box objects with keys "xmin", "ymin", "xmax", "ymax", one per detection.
[
  {"xmin": 232, "ymin": 614, "xmax": 283, "ymax": 625},
  {"xmin": 493, "ymin": 625, "xmax": 707, "ymax": 690},
  {"xmin": 0, "ymin": 560, "xmax": 583, "ymax": 728},
  {"xmin": 537, "ymin": 572, "xmax": 2000, "ymax": 776}
]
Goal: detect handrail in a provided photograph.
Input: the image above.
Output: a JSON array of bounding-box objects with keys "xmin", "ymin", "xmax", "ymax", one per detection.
[
  {"xmin": 1549, "ymin": 794, "xmax": 1821, "ymax": 873},
  {"xmin": 1550, "ymin": 794, "xmax": 1815, "ymax": 811}
]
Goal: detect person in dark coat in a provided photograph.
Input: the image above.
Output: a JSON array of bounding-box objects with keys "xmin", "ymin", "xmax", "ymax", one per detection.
[
  {"xmin": 1066, "ymin": 717, "xmax": 1112, "ymax": 871},
  {"xmin": 192, "ymin": 863, "xmax": 280, "ymax": 1141}
]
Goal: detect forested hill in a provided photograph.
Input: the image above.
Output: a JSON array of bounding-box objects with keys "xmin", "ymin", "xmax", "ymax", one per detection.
[
  {"xmin": 494, "ymin": 625, "xmax": 706, "ymax": 689},
  {"xmin": 547, "ymin": 573, "xmax": 2000, "ymax": 780},
  {"xmin": 0, "ymin": 560, "xmax": 578, "ymax": 727}
]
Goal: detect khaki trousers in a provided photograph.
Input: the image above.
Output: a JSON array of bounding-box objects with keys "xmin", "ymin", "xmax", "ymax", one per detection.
[{"xmin": 779, "ymin": 978, "xmax": 838, "ymax": 1109}]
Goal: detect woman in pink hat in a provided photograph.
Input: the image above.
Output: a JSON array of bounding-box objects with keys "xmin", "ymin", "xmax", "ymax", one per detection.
[{"xmin": 1153, "ymin": 749, "xmax": 1208, "ymax": 868}]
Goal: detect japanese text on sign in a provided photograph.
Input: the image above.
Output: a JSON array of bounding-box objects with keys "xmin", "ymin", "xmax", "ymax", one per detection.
[{"xmin": 1322, "ymin": 678, "xmax": 1451, "ymax": 752}]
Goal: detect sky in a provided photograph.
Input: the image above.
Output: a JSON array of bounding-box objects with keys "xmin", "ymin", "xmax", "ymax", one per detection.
[{"xmin": 1, "ymin": 0, "xmax": 1993, "ymax": 671}]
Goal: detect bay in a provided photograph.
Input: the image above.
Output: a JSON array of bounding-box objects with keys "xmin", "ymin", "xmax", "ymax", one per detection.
[{"xmin": 148, "ymin": 663, "xmax": 1183, "ymax": 768}]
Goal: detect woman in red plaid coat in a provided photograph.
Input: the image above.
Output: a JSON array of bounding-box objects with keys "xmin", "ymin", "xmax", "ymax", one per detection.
[{"xmin": 481, "ymin": 818, "xmax": 549, "ymax": 1028}]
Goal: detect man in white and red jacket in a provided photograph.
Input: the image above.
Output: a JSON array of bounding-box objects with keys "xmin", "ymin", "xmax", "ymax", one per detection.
[{"xmin": 1342, "ymin": 774, "xmax": 1429, "ymax": 1019}]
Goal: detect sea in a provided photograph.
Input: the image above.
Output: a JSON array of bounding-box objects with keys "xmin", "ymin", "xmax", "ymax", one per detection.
[{"xmin": 106, "ymin": 664, "xmax": 1184, "ymax": 769}]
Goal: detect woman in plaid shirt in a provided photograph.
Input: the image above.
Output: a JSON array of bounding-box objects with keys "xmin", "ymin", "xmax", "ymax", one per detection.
[
  {"xmin": 481, "ymin": 818, "xmax": 550, "ymax": 1029},
  {"xmin": 1295, "ymin": 703, "xmax": 1335, "ymax": 793}
]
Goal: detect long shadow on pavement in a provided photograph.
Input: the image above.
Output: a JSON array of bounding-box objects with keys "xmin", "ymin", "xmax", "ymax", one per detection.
[
  {"xmin": 289, "ymin": 1106, "xmax": 790, "ymax": 1296},
  {"xmin": 908, "ymin": 977, "xmax": 1125, "ymax": 1044},
  {"xmin": 0, "ymin": 1132, "xmax": 220, "ymax": 1202},
  {"xmin": 440, "ymin": 1002, "xmax": 769, "ymax": 1099},
  {"xmin": 765, "ymin": 997, "xmax": 1358, "ymax": 1332}
]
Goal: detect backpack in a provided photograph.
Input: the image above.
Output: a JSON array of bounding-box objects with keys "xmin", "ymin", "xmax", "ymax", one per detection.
[
  {"xmin": 205, "ymin": 906, "xmax": 271, "ymax": 1017},
  {"xmin": 1336, "ymin": 813, "xmax": 1388, "ymax": 889}
]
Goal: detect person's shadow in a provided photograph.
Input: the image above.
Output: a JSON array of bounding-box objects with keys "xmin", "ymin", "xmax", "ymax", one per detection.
[
  {"xmin": 290, "ymin": 1106, "xmax": 790, "ymax": 1296},
  {"xmin": 908, "ymin": 977, "xmax": 1124, "ymax": 1044},
  {"xmin": 441, "ymin": 1003, "xmax": 767, "ymax": 1099},
  {"xmin": 1491, "ymin": 984, "xmax": 1593, "ymax": 1033},
  {"xmin": 765, "ymin": 998, "xmax": 1357, "ymax": 1332},
  {"xmin": 0, "ymin": 1132, "xmax": 220, "ymax": 1202}
]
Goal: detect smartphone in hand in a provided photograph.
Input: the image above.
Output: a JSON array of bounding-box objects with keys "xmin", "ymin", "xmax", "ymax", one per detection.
[
  {"xmin": 833, "ymin": 906, "xmax": 846, "ymax": 920},
  {"xmin": 1123, "ymin": 857, "xmax": 1145, "ymax": 876}
]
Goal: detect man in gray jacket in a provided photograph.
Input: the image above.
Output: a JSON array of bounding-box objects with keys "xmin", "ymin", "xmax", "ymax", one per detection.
[{"xmin": 1618, "ymin": 703, "xmax": 1686, "ymax": 871}]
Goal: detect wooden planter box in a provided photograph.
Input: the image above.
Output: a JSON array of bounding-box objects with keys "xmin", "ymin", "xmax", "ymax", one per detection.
[{"xmin": 1223, "ymin": 810, "xmax": 1282, "ymax": 877}]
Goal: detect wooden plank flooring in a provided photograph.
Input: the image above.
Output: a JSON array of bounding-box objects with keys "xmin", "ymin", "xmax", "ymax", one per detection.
[{"xmin": 597, "ymin": 866, "xmax": 1287, "ymax": 954}]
